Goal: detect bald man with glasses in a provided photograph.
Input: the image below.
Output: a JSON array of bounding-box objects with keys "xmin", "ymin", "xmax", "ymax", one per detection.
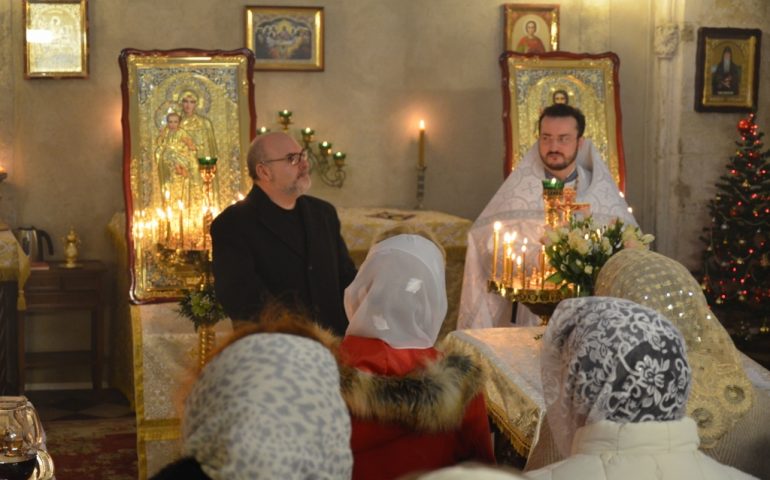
[{"xmin": 211, "ymin": 132, "xmax": 356, "ymax": 335}]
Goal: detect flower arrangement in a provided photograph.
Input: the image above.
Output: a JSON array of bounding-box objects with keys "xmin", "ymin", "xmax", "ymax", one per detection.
[
  {"xmin": 544, "ymin": 216, "xmax": 654, "ymax": 296},
  {"xmin": 177, "ymin": 283, "xmax": 227, "ymax": 331}
]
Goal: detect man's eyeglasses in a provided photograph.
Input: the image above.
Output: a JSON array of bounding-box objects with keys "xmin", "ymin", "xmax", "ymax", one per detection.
[
  {"xmin": 262, "ymin": 149, "xmax": 309, "ymax": 166},
  {"xmin": 539, "ymin": 134, "xmax": 577, "ymax": 146}
]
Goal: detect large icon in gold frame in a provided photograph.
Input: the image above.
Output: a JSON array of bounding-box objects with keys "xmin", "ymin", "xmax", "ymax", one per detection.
[
  {"xmin": 119, "ymin": 48, "xmax": 257, "ymax": 303},
  {"xmin": 500, "ymin": 51, "xmax": 625, "ymax": 192}
]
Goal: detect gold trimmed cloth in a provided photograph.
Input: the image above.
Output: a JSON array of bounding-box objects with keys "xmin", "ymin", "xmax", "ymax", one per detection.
[{"xmin": 445, "ymin": 327, "xmax": 546, "ymax": 456}]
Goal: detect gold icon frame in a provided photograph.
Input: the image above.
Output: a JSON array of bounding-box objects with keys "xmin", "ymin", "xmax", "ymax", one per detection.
[
  {"xmin": 500, "ymin": 51, "xmax": 625, "ymax": 192},
  {"xmin": 24, "ymin": 0, "xmax": 89, "ymax": 79},
  {"xmin": 119, "ymin": 48, "xmax": 257, "ymax": 303}
]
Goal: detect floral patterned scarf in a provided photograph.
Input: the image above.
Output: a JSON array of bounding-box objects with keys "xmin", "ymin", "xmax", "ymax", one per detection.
[{"xmin": 541, "ymin": 296, "xmax": 692, "ymax": 456}]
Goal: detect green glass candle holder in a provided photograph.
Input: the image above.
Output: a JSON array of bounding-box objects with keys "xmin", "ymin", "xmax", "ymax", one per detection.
[
  {"xmin": 542, "ymin": 178, "xmax": 564, "ymax": 190},
  {"xmin": 198, "ymin": 156, "xmax": 218, "ymax": 167}
]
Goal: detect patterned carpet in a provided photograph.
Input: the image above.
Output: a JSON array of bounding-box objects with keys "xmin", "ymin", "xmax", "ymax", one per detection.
[{"xmin": 27, "ymin": 389, "xmax": 137, "ymax": 480}]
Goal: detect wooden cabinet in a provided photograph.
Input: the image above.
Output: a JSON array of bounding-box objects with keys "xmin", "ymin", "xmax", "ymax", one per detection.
[{"xmin": 18, "ymin": 261, "xmax": 106, "ymax": 392}]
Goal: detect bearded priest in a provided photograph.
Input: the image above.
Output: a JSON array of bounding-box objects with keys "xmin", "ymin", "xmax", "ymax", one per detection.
[{"xmin": 458, "ymin": 104, "xmax": 636, "ymax": 328}]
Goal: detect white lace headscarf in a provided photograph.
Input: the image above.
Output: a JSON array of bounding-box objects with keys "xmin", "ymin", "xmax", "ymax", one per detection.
[
  {"xmin": 182, "ymin": 333, "xmax": 353, "ymax": 480},
  {"xmin": 541, "ymin": 296, "xmax": 692, "ymax": 456},
  {"xmin": 344, "ymin": 234, "xmax": 447, "ymax": 349}
]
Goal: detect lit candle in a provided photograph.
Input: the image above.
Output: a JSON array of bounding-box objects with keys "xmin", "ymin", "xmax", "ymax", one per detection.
[
  {"xmin": 418, "ymin": 119, "xmax": 426, "ymax": 168},
  {"xmin": 178, "ymin": 200, "xmax": 184, "ymax": 249},
  {"xmin": 278, "ymin": 109, "xmax": 292, "ymax": 119},
  {"xmin": 257, "ymin": 126, "xmax": 270, "ymax": 135},
  {"xmin": 539, "ymin": 245, "xmax": 546, "ymax": 288},
  {"xmin": 503, "ymin": 245, "xmax": 513, "ymax": 287},
  {"xmin": 319, "ymin": 141, "xmax": 332, "ymax": 156},
  {"xmin": 301, "ymin": 127, "xmax": 315, "ymax": 142},
  {"xmin": 520, "ymin": 242, "xmax": 527, "ymax": 289},
  {"xmin": 502, "ymin": 232, "xmax": 511, "ymax": 284},
  {"xmin": 516, "ymin": 255, "xmax": 523, "ymax": 289},
  {"xmin": 492, "ymin": 221, "xmax": 502, "ymax": 280},
  {"xmin": 333, "ymin": 151, "xmax": 346, "ymax": 167},
  {"xmin": 165, "ymin": 206, "xmax": 172, "ymax": 244}
]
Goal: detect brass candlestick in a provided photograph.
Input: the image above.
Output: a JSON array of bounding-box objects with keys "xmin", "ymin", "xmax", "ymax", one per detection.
[
  {"xmin": 415, "ymin": 165, "xmax": 427, "ymax": 210},
  {"xmin": 198, "ymin": 157, "xmax": 217, "ymax": 261},
  {"xmin": 542, "ymin": 179, "xmax": 564, "ymax": 227},
  {"xmin": 487, "ymin": 279, "xmax": 573, "ymax": 325},
  {"xmin": 278, "ymin": 110, "xmax": 293, "ymax": 131},
  {"xmin": 197, "ymin": 324, "xmax": 216, "ymax": 371},
  {"xmin": 302, "ymin": 138, "xmax": 346, "ymax": 188}
]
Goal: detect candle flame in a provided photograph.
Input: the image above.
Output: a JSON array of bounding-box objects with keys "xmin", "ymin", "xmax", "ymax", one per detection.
[
  {"xmin": 628, "ymin": 206, "xmax": 633, "ymax": 213},
  {"xmin": 494, "ymin": 221, "xmax": 502, "ymax": 232},
  {"xmin": 511, "ymin": 231, "xmax": 518, "ymax": 242},
  {"xmin": 419, "ymin": 119, "xmax": 425, "ymax": 131}
]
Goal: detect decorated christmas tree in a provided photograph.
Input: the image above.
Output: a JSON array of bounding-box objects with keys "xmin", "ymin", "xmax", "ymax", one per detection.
[{"xmin": 701, "ymin": 113, "xmax": 770, "ymax": 329}]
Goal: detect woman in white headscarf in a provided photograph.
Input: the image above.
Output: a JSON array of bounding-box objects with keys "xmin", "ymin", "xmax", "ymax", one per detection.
[
  {"xmin": 151, "ymin": 307, "xmax": 353, "ymax": 480},
  {"xmin": 526, "ymin": 296, "xmax": 756, "ymax": 480},
  {"xmin": 339, "ymin": 233, "xmax": 495, "ymax": 480},
  {"xmin": 594, "ymin": 248, "xmax": 769, "ymax": 479}
]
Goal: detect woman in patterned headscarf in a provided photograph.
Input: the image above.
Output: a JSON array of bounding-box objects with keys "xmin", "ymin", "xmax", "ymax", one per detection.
[
  {"xmin": 151, "ymin": 307, "xmax": 353, "ymax": 480},
  {"xmin": 594, "ymin": 248, "xmax": 769, "ymax": 479},
  {"xmin": 526, "ymin": 296, "xmax": 756, "ymax": 480}
]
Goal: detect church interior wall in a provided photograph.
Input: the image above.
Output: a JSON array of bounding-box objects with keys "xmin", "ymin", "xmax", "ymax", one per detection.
[{"xmin": 0, "ymin": 0, "xmax": 765, "ymax": 384}]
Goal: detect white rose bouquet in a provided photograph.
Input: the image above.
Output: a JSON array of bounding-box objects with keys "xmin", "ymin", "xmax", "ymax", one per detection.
[{"xmin": 544, "ymin": 216, "xmax": 654, "ymax": 296}]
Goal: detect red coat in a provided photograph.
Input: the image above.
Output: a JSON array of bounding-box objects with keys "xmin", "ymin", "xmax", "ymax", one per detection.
[{"xmin": 339, "ymin": 336, "xmax": 495, "ymax": 480}]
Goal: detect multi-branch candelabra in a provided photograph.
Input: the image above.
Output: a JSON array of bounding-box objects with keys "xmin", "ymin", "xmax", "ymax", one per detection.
[
  {"xmin": 258, "ymin": 110, "xmax": 348, "ymax": 188},
  {"xmin": 486, "ymin": 179, "xmax": 588, "ymax": 323}
]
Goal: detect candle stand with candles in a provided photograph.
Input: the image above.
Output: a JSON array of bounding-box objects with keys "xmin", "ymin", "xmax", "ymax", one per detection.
[
  {"xmin": 260, "ymin": 110, "xmax": 349, "ymax": 188},
  {"xmin": 484, "ymin": 180, "xmax": 585, "ymax": 324},
  {"xmin": 131, "ymin": 156, "xmax": 223, "ymax": 295}
]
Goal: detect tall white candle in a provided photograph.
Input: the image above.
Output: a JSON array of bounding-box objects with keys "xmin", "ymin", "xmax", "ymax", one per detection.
[{"xmin": 492, "ymin": 221, "xmax": 502, "ymax": 280}]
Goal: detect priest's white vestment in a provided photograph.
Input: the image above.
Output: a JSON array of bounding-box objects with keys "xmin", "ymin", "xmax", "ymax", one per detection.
[{"xmin": 457, "ymin": 140, "xmax": 637, "ymax": 329}]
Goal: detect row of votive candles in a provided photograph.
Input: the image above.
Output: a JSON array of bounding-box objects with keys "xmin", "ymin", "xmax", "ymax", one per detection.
[
  {"xmin": 490, "ymin": 221, "xmax": 557, "ymax": 291},
  {"xmin": 133, "ymin": 205, "xmax": 217, "ymax": 251},
  {"xmin": 131, "ymin": 192, "xmax": 249, "ymax": 251}
]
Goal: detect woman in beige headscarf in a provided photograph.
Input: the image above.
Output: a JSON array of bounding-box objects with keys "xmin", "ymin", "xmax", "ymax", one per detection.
[{"xmin": 593, "ymin": 248, "xmax": 769, "ymax": 479}]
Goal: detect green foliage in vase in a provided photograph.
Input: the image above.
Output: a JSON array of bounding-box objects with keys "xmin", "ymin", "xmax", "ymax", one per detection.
[
  {"xmin": 544, "ymin": 216, "xmax": 654, "ymax": 296},
  {"xmin": 177, "ymin": 283, "xmax": 227, "ymax": 331}
]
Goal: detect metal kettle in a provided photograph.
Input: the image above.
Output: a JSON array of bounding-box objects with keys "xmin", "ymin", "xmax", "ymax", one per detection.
[{"xmin": 16, "ymin": 226, "xmax": 54, "ymax": 262}]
